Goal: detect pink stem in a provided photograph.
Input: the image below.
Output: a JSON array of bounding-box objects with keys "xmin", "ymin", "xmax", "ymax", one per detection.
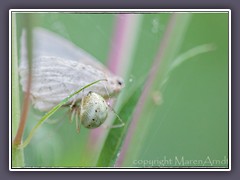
[
  {"xmin": 87, "ymin": 14, "xmax": 131, "ymax": 149},
  {"xmin": 115, "ymin": 14, "xmax": 178, "ymax": 167},
  {"xmin": 107, "ymin": 14, "xmax": 128, "ymax": 74}
]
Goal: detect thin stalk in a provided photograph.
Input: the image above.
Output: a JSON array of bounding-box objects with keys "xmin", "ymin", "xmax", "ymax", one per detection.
[
  {"xmin": 116, "ymin": 13, "xmax": 192, "ymax": 166},
  {"xmin": 107, "ymin": 14, "xmax": 142, "ymax": 78},
  {"xmin": 11, "ymin": 12, "xmax": 25, "ymax": 168},
  {"xmin": 86, "ymin": 14, "xmax": 142, "ymax": 165},
  {"xmin": 11, "ymin": 13, "xmax": 21, "ymax": 140},
  {"xmin": 13, "ymin": 14, "xmax": 33, "ymax": 146},
  {"xmin": 19, "ymin": 79, "xmax": 107, "ymax": 149}
]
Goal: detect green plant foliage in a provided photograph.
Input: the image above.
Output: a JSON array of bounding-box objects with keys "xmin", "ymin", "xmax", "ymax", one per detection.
[
  {"xmin": 12, "ymin": 13, "xmax": 24, "ymax": 168},
  {"xmin": 97, "ymin": 78, "xmax": 144, "ymax": 167},
  {"xmin": 12, "ymin": 12, "xmax": 229, "ymax": 168}
]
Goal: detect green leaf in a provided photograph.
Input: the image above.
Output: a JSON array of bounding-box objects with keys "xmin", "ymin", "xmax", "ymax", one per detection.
[
  {"xmin": 11, "ymin": 13, "xmax": 21, "ymax": 137},
  {"xmin": 122, "ymin": 13, "xmax": 193, "ymax": 166},
  {"xmin": 169, "ymin": 43, "xmax": 216, "ymax": 73},
  {"xmin": 96, "ymin": 78, "xmax": 144, "ymax": 167},
  {"xmin": 11, "ymin": 13, "xmax": 25, "ymax": 168},
  {"xmin": 20, "ymin": 79, "xmax": 107, "ymax": 149}
]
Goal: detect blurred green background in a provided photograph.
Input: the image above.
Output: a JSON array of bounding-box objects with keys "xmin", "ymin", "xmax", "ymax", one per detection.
[{"xmin": 14, "ymin": 12, "xmax": 229, "ymax": 168}]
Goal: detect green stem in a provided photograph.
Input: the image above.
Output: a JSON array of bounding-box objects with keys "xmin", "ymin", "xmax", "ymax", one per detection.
[
  {"xmin": 120, "ymin": 13, "xmax": 192, "ymax": 166},
  {"xmin": 13, "ymin": 14, "xmax": 33, "ymax": 146},
  {"xmin": 11, "ymin": 13, "xmax": 25, "ymax": 167},
  {"xmin": 19, "ymin": 79, "xmax": 107, "ymax": 149}
]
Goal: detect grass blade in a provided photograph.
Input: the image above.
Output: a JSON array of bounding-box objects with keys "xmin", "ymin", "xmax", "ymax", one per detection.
[
  {"xmin": 20, "ymin": 79, "xmax": 107, "ymax": 149},
  {"xmin": 11, "ymin": 12, "xmax": 25, "ymax": 168},
  {"xmin": 96, "ymin": 78, "xmax": 144, "ymax": 167},
  {"xmin": 120, "ymin": 13, "xmax": 192, "ymax": 166}
]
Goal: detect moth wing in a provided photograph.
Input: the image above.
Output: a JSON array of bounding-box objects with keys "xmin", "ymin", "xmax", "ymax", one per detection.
[
  {"xmin": 20, "ymin": 27, "xmax": 108, "ymax": 72},
  {"xmin": 19, "ymin": 28, "xmax": 124, "ymax": 111},
  {"xmin": 19, "ymin": 56, "xmax": 110, "ymax": 111}
]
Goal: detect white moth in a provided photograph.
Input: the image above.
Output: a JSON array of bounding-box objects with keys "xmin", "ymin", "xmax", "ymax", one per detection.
[{"xmin": 19, "ymin": 28, "xmax": 124, "ymax": 130}]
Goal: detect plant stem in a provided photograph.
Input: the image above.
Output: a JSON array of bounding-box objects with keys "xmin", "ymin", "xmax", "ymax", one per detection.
[
  {"xmin": 20, "ymin": 79, "xmax": 107, "ymax": 149},
  {"xmin": 86, "ymin": 14, "xmax": 142, "ymax": 165},
  {"xmin": 115, "ymin": 13, "xmax": 192, "ymax": 166},
  {"xmin": 12, "ymin": 14, "xmax": 34, "ymax": 168},
  {"xmin": 11, "ymin": 13, "xmax": 24, "ymax": 167},
  {"xmin": 107, "ymin": 14, "xmax": 142, "ymax": 78},
  {"xmin": 13, "ymin": 14, "xmax": 33, "ymax": 146}
]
